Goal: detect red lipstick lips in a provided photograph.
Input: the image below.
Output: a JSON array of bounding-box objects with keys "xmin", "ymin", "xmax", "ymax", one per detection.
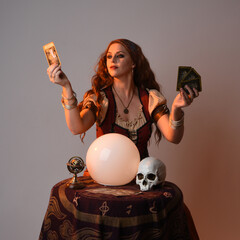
[{"xmin": 110, "ymin": 65, "xmax": 118, "ymax": 69}]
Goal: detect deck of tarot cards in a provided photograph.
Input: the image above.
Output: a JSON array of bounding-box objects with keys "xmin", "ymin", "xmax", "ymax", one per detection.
[{"xmin": 176, "ymin": 66, "xmax": 202, "ymax": 94}]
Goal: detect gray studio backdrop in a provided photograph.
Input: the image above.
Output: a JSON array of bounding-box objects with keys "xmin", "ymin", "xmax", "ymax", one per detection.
[{"xmin": 1, "ymin": 0, "xmax": 240, "ymax": 239}]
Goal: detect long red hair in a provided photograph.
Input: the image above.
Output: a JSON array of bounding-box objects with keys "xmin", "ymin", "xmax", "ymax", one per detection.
[{"xmin": 79, "ymin": 39, "xmax": 163, "ymax": 143}]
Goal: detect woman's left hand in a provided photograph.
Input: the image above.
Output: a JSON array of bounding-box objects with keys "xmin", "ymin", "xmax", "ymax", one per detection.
[{"xmin": 172, "ymin": 85, "xmax": 199, "ymax": 109}]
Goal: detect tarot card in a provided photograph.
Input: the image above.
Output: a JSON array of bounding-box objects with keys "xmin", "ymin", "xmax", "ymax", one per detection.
[
  {"xmin": 182, "ymin": 78, "xmax": 202, "ymax": 94},
  {"xmin": 176, "ymin": 66, "xmax": 202, "ymax": 93},
  {"xmin": 43, "ymin": 42, "xmax": 61, "ymax": 66},
  {"xmin": 176, "ymin": 66, "xmax": 192, "ymax": 91}
]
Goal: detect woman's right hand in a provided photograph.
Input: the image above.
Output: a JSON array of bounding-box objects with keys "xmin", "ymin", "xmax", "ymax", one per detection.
[{"xmin": 47, "ymin": 63, "xmax": 69, "ymax": 87}]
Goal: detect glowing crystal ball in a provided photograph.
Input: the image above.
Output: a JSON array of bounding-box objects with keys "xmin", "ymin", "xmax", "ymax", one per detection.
[{"xmin": 86, "ymin": 133, "xmax": 140, "ymax": 186}]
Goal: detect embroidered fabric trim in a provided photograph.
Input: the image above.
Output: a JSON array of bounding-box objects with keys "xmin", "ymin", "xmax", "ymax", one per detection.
[
  {"xmin": 115, "ymin": 105, "xmax": 146, "ymax": 132},
  {"xmin": 115, "ymin": 105, "xmax": 146, "ymax": 143}
]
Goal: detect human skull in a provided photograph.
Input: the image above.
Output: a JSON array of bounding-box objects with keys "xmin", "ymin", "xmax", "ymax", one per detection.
[{"xmin": 136, "ymin": 157, "xmax": 166, "ymax": 191}]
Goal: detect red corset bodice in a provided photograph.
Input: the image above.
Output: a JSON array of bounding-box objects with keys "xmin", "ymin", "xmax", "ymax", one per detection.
[{"xmin": 96, "ymin": 86, "xmax": 153, "ymax": 160}]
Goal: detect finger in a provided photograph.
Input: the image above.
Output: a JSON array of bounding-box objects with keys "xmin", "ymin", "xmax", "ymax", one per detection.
[
  {"xmin": 55, "ymin": 70, "xmax": 63, "ymax": 80},
  {"xmin": 47, "ymin": 63, "xmax": 58, "ymax": 73},
  {"xmin": 192, "ymin": 88, "xmax": 199, "ymax": 97},
  {"xmin": 47, "ymin": 63, "xmax": 59, "ymax": 77},
  {"xmin": 184, "ymin": 85, "xmax": 195, "ymax": 99},
  {"xmin": 50, "ymin": 66, "xmax": 61, "ymax": 81},
  {"xmin": 180, "ymin": 88, "xmax": 192, "ymax": 105},
  {"xmin": 180, "ymin": 88, "xmax": 189, "ymax": 99},
  {"xmin": 52, "ymin": 65, "xmax": 61, "ymax": 78}
]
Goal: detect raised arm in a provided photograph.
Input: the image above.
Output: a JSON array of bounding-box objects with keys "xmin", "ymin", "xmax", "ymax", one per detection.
[
  {"xmin": 156, "ymin": 85, "xmax": 199, "ymax": 144},
  {"xmin": 47, "ymin": 64, "xmax": 96, "ymax": 135}
]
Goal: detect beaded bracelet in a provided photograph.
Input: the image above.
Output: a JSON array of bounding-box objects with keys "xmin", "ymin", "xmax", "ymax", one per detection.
[
  {"xmin": 61, "ymin": 97, "xmax": 78, "ymax": 110},
  {"xmin": 61, "ymin": 91, "xmax": 77, "ymax": 101},
  {"xmin": 169, "ymin": 113, "xmax": 184, "ymax": 129}
]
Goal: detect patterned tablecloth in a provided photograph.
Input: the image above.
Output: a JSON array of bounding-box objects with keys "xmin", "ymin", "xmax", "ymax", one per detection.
[{"xmin": 39, "ymin": 176, "xmax": 199, "ymax": 240}]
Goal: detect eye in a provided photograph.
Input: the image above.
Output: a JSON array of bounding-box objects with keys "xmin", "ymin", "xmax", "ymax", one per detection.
[
  {"xmin": 147, "ymin": 173, "xmax": 156, "ymax": 181},
  {"xmin": 106, "ymin": 55, "xmax": 112, "ymax": 59},
  {"xmin": 117, "ymin": 54, "xmax": 124, "ymax": 58},
  {"xmin": 137, "ymin": 173, "xmax": 144, "ymax": 180}
]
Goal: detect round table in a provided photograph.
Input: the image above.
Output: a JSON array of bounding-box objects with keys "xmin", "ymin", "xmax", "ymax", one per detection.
[{"xmin": 39, "ymin": 176, "xmax": 199, "ymax": 240}]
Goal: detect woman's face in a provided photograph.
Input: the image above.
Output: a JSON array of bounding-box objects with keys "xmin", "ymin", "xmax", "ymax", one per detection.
[{"xmin": 106, "ymin": 43, "xmax": 135, "ymax": 79}]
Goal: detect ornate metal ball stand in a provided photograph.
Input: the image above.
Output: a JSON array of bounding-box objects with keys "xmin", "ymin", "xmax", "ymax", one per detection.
[{"xmin": 66, "ymin": 156, "xmax": 86, "ymax": 189}]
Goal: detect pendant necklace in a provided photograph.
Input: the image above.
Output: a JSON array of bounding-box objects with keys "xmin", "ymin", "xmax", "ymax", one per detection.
[{"xmin": 113, "ymin": 86, "xmax": 134, "ymax": 114}]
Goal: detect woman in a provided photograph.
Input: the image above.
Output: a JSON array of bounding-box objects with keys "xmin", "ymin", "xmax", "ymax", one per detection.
[
  {"xmin": 47, "ymin": 39, "xmax": 198, "ymax": 162},
  {"xmin": 47, "ymin": 39, "xmax": 199, "ymax": 239}
]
